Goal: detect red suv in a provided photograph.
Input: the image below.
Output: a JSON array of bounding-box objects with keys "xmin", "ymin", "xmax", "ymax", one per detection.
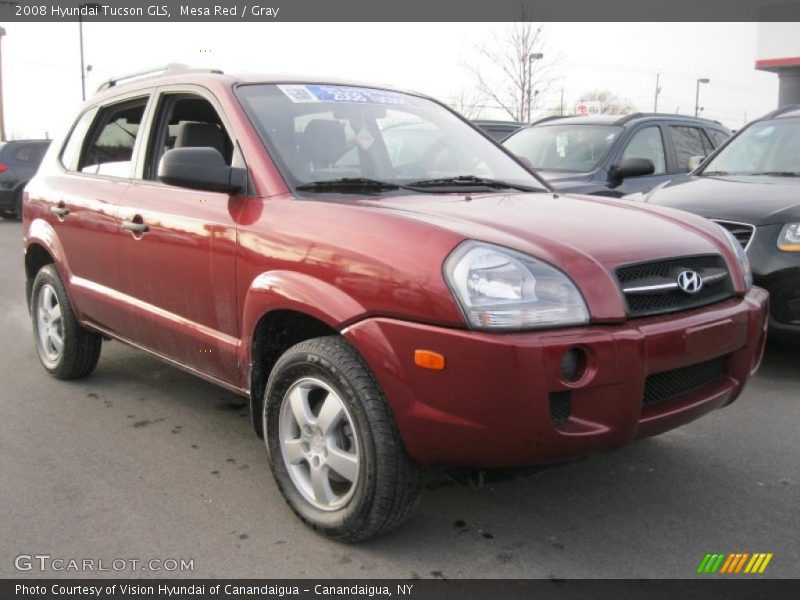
[{"xmin": 23, "ymin": 66, "xmax": 768, "ymax": 542}]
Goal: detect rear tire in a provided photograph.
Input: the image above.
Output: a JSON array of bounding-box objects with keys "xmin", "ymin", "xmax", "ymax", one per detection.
[
  {"xmin": 31, "ymin": 265, "xmax": 102, "ymax": 379},
  {"xmin": 264, "ymin": 335, "xmax": 421, "ymax": 542},
  {"xmin": 0, "ymin": 189, "xmax": 22, "ymax": 220}
]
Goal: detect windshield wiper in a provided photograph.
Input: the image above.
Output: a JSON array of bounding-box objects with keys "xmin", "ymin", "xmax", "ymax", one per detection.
[
  {"xmin": 406, "ymin": 175, "xmax": 539, "ymax": 192},
  {"xmin": 295, "ymin": 177, "xmax": 402, "ymax": 193}
]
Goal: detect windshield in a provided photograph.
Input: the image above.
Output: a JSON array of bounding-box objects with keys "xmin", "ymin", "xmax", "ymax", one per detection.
[
  {"xmin": 700, "ymin": 119, "xmax": 800, "ymax": 176},
  {"xmin": 504, "ymin": 124, "xmax": 622, "ymax": 173},
  {"xmin": 235, "ymin": 84, "xmax": 547, "ymax": 192}
]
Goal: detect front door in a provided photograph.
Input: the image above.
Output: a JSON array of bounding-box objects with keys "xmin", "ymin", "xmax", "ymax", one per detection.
[
  {"xmin": 116, "ymin": 90, "xmax": 244, "ymax": 385},
  {"xmin": 614, "ymin": 125, "xmax": 674, "ymax": 195}
]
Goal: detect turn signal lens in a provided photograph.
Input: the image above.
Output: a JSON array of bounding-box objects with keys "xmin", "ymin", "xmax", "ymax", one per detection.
[{"xmin": 414, "ymin": 350, "xmax": 445, "ymax": 371}]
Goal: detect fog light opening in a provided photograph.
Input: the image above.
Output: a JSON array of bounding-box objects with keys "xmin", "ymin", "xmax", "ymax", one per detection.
[{"xmin": 560, "ymin": 347, "xmax": 588, "ymax": 384}]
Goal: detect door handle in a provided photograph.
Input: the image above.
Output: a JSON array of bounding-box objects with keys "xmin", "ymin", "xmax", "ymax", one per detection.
[
  {"xmin": 121, "ymin": 219, "xmax": 149, "ymax": 234},
  {"xmin": 49, "ymin": 204, "xmax": 69, "ymax": 218}
]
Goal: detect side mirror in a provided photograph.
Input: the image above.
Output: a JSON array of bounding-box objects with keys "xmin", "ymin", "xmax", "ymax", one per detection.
[
  {"xmin": 687, "ymin": 155, "xmax": 705, "ymax": 172},
  {"xmin": 157, "ymin": 147, "xmax": 246, "ymax": 194},
  {"xmin": 609, "ymin": 157, "xmax": 655, "ymax": 187}
]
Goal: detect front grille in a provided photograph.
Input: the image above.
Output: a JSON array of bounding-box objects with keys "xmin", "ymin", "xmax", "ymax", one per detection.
[
  {"xmin": 643, "ymin": 356, "xmax": 727, "ymax": 406},
  {"xmin": 713, "ymin": 220, "xmax": 755, "ymax": 250},
  {"xmin": 616, "ymin": 255, "xmax": 733, "ymax": 318},
  {"xmin": 549, "ymin": 391, "xmax": 571, "ymax": 423}
]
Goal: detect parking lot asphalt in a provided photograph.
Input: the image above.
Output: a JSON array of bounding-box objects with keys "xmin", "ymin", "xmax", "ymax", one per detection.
[{"xmin": 0, "ymin": 218, "xmax": 797, "ymax": 579}]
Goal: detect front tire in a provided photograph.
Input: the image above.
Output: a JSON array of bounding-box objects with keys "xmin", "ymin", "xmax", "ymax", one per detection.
[
  {"xmin": 264, "ymin": 336, "xmax": 421, "ymax": 542},
  {"xmin": 31, "ymin": 265, "xmax": 102, "ymax": 379}
]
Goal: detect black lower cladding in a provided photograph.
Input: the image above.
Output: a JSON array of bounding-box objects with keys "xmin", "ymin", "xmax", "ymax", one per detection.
[
  {"xmin": 549, "ymin": 391, "xmax": 572, "ymax": 423},
  {"xmin": 643, "ymin": 355, "xmax": 727, "ymax": 406}
]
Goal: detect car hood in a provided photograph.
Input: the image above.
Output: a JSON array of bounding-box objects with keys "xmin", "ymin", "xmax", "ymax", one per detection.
[
  {"xmin": 644, "ymin": 175, "xmax": 800, "ymax": 226},
  {"xmin": 357, "ymin": 191, "xmax": 730, "ymax": 275}
]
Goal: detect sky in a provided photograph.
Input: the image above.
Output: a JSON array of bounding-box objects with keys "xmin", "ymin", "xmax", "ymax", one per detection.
[{"xmin": 0, "ymin": 22, "xmax": 784, "ymax": 139}]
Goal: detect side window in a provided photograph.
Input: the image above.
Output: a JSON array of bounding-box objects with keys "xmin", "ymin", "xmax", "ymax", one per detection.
[
  {"xmin": 708, "ymin": 129, "xmax": 730, "ymax": 148},
  {"xmin": 669, "ymin": 126, "xmax": 714, "ymax": 172},
  {"xmin": 621, "ymin": 126, "xmax": 666, "ymax": 175},
  {"xmin": 78, "ymin": 99, "xmax": 148, "ymax": 177},
  {"xmin": 60, "ymin": 110, "xmax": 97, "ymax": 170},
  {"xmin": 146, "ymin": 94, "xmax": 234, "ymax": 180}
]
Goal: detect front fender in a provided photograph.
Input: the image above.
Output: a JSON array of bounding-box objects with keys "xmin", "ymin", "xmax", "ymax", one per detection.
[{"xmin": 240, "ymin": 270, "xmax": 368, "ymax": 367}]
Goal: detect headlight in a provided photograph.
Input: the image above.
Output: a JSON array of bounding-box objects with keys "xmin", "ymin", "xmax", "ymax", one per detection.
[
  {"xmin": 777, "ymin": 223, "xmax": 800, "ymax": 252},
  {"xmin": 717, "ymin": 225, "xmax": 753, "ymax": 289},
  {"xmin": 444, "ymin": 241, "xmax": 589, "ymax": 330}
]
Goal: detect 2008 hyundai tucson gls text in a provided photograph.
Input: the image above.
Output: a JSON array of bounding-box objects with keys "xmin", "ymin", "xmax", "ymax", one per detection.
[{"xmin": 22, "ymin": 66, "xmax": 768, "ymax": 542}]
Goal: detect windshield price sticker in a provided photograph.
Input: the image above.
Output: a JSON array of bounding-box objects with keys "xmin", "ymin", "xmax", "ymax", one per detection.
[{"xmin": 278, "ymin": 85, "xmax": 413, "ymax": 106}]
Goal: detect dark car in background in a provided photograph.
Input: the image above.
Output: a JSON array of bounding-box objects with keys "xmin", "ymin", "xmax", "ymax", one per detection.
[
  {"xmin": 0, "ymin": 140, "xmax": 51, "ymax": 220},
  {"xmin": 503, "ymin": 114, "xmax": 730, "ymax": 197},
  {"xmin": 644, "ymin": 105, "xmax": 800, "ymax": 341},
  {"xmin": 472, "ymin": 119, "xmax": 523, "ymax": 141}
]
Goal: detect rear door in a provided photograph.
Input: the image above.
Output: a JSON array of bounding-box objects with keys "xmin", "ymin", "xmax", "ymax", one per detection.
[
  {"xmin": 115, "ymin": 86, "xmax": 243, "ymax": 385},
  {"xmin": 42, "ymin": 93, "xmax": 153, "ymax": 332}
]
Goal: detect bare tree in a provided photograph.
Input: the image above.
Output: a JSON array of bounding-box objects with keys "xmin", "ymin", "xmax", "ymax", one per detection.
[
  {"xmin": 447, "ymin": 90, "xmax": 485, "ymax": 120},
  {"xmin": 465, "ymin": 21, "xmax": 557, "ymax": 123},
  {"xmin": 578, "ymin": 89, "xmax": 636, "ymax": 115}
]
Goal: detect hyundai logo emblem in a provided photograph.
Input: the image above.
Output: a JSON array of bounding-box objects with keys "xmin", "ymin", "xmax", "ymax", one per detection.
[{"xmin": 677, "ymin": 270, "xmax": 703, "ymax": 294}]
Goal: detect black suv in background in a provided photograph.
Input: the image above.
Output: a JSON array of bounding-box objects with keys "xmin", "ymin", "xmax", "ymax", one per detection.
[
  {"xmin": 503, "ymin": 114, "xmax": 730, "ymax": 196},
  {"xmin": 0, "ymin": 140, "xmax": 51, "ymax": 220},
  {"xmin": 643, "ymin": 105, "xmax": 800, "ymax": 341}
]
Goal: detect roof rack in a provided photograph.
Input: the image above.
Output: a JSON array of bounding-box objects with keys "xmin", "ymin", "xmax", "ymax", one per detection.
[
  {"xmin": 758, "ymin": 104, "xmax": 800, "ymax": 120},
  {"xmin": 95, "ymin": 64, "xmax": 224, "ymax": 92},
  {"xmin": 614, "ymin": 112, "xmax": 723, "ymax": 126}
]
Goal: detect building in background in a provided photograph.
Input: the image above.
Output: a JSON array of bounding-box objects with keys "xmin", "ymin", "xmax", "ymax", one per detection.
[{"xmin": 756, "ymin": 22, "xmax": 800, "ymax": 106}]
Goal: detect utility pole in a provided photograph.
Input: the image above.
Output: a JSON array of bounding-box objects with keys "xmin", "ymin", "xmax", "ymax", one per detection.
[
  {"xmin": 695, "ymin": 78, "xmax": 710, "ymax": 118},
  {"xmin": 0, "ymin": 26, "xmax": 6, "ymax": 142},
  {"xmin": 654, "ymin": 72, "xmax": 661, "ymax": 112},
  {"xmin": 560, "ymin": 87, "xmax": 565, "ymax": 116}
]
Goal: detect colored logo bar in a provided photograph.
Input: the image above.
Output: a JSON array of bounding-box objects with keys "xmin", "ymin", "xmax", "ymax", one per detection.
[{"xmin": 697, "ymin": 553, "xmax": 773, "ymax": 574}]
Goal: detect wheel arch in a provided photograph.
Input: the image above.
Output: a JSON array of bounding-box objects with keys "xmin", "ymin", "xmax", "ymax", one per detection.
[
  {"xmin": 24, "ymin": 220, "xmax": 70, "ymax": 312},
  {"xmin": 243, "ymin": 271, "xmax": 369, "ymax": 437}
]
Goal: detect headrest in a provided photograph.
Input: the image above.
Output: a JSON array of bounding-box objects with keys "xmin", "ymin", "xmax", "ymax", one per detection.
[{"xmin": 298, "ymin": 119, "xmax": 347, "ymax": 166}]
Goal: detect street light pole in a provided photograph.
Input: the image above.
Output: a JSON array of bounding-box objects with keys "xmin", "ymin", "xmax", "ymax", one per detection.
[
  {"xmin": 0, "ymin": 26, "xmax": 6, "ymax": 142},
  {"xmin": 526, "ymin": 52, "xmax": 543, "ymax": 123},
  {"xmin": 694, "ymin": 78, "xmax": 710, "ymax": 117},
  {"xmin": 79, "ymin": 13, "xmax": 86, "ymax": 101}
]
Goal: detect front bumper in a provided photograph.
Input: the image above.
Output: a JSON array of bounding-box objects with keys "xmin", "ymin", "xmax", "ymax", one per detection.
[{"xmin": 343, "ymin": 287, "xmax": 769, "ymax": 468}]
